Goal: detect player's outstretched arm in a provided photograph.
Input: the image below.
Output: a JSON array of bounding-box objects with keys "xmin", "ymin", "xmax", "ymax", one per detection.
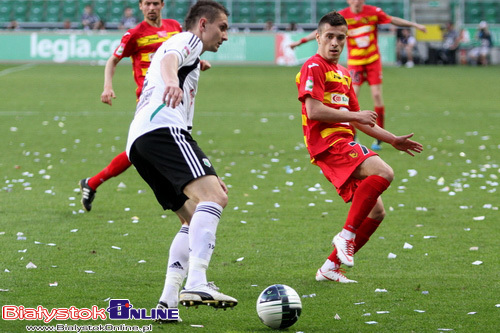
[
  {"xmin": 390, "ymin": 16, "xmax": 427, "ymax": 33},
  {"xmin": 101, "ymin": 55, "xmax": 121, "ymax": 106},
  {"xmin": 390, "ymin": 133, "xmax": 423, "ymax": 156},
  {"xmin": 353, "ymin": 122, "xmax": 423, "ymax": 156},
  {"xmin": 306, "ymin": 99, "xmax": 377, "ymax": 125},
  {"xmin": 289, "ymin": 30, "xmax": 317, "ymax": 49}
]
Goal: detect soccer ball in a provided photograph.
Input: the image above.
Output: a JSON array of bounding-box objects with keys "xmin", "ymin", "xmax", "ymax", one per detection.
[{"xmin": 256, "ymin": 284, "xmax": 302, "ymax": 329}]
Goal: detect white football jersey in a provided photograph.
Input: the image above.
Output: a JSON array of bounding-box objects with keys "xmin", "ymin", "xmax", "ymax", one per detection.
[{"xmin": 126, "ymin": 32, "xmax": 202, "ymax": 156}]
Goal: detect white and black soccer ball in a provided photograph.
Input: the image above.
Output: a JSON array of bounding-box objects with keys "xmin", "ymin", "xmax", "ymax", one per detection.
[{"xmin": 256, "ymin": 284, "xmax": 302, "ymax": 329}]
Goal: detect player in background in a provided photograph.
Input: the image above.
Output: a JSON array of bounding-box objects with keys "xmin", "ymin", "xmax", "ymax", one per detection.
[
  {"xmin": 296, "ymin": 11, "xmax": 422, "ymax": 283},
  {"xmin": 79, "ymin": 0, "xmax": 210, "ymax": 212},
  {"xmin": 291, "ymin": 0, "xmax": 426, "ymax": 150},
  {"xmin": 126, "ymin": 0, "xmax": 236, "ymax": 316}
]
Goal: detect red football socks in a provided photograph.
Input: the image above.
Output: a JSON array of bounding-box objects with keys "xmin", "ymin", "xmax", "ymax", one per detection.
[
  {"xmin": 343, "ymin": 175, "xmax": 390, "ymax": 233},
  {"xmin": 327, "ymin": 248, "xmax": 341, "ymax": 267},
  {"xmin": 87, "ymin": 151, "xmax": 132, "ymax": 190},
  {"xmin": 354, "ymin": 217, "xmax": 382, "ymax": 253}
]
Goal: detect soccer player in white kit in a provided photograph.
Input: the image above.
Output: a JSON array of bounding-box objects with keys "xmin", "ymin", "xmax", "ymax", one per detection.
[{"xmin": 126, "ymin": 0, "xmax": 236, "ymax": 317}]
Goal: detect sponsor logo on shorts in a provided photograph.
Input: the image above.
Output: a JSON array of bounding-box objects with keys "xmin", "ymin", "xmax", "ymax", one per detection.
[{"xmin": 203, "ymin": 158, "xmax": 211, "ymax": 168}]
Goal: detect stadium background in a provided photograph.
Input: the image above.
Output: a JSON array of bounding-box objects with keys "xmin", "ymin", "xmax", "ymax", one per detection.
[{"xmin": 0, "ymin": 0, "xmax": 499, "ymax": 65}]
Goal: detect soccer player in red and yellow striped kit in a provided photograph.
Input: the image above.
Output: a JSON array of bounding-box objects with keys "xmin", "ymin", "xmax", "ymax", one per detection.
[
  {"xmin": 291, "ymin": 0, "xmax": 426, "ymax": 150},
  {"xmin": 296, "ymin": 11, "xmax": 422, "ymax": 283}
]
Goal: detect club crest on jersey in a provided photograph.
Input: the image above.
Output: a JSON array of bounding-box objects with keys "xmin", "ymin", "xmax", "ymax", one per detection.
[
  {"xmin": 305, "ymin": 76, "xmax": 314, "ymax": 92},
  {"xmin": 203, "ymin": 158, "xmax": 212, "ymax": 168},
  {"xmin": 349, "ymin": 150, "xmax": 358, "ymax": 158}
]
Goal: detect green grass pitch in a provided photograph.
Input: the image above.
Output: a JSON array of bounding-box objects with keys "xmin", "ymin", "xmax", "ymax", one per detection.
[{"xmin": 1, "ymin": 63, "xmax": 500, "ymax": 332}]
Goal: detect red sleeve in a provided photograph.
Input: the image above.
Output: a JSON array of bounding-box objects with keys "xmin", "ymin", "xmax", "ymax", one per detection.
[
  {"xmin": 113, "ymin": 28, "xmax": 137, "ymax": 59},
  {"xmin": 298, "ymin": 60, "xmax": 325, "ymax": 103},
  {"xmin": 375, "ymin": 7, "xmax": 392, "ymax": 24}
]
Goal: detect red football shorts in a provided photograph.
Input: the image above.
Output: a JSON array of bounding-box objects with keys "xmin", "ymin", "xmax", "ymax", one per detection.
[
  {"xmin": 315, "ymin": 139, "xmax": 378, "ymax": 203},
  {"xmin": 348, "ymin": 58, "xmax": 383, "ymax": 86}
]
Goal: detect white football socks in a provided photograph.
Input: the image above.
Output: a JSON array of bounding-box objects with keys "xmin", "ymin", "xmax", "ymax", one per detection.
[
  {"xmin": 185, "ymin": 202, "xmax": 222, "ymax": 289},
  {"xmin": 340, "ymin": 228, "xmax": 356, "ymax": 240},
  {"xmin": 321, "ymin": 259, "xmax": 339, "ymax": 272},
  {"xmin": 159, "ymin": 225, "xmax": 189, "ymax": 307}
]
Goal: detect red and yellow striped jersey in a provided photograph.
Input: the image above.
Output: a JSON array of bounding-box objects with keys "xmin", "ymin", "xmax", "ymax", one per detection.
[
  {"xmin": 113, "ymin": 19, "xmax": 182, "ymax": 98},
  {"xmin": 338, "ymin": 5, "xmax": 392, "ymax": 66},
  {"xmin": 296, "ymin": 54, "xmax": 360, "ymax": 159}
]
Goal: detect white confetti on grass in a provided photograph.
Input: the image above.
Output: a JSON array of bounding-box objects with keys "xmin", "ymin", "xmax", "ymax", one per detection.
[
  {"xmin": 375, "ymin": 288, "xmax": 388, "ymax": 293},
  {"xmin": 403, "ymin": 242, "xmax": 413, "ymax": 249},
  {"xmin": 26, "ymin": 262, "xmax": 37, "ymax": 269},
  {"xmin": 472, "ymin": 261, "xmax": 483, "ymax": 265},
  {"xmin": 473, "ymin": 216, "xmax": 485, "ymax": 221},
  {"xmin": 407, "ymin": 169, "xmax": 418, "ymax": 177}
]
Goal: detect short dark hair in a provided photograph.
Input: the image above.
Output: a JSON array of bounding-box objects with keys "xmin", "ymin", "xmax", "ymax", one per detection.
[
  {"xmin": 184, "ymin": 0, "xmax": 230, "ymax": 30},
  {"xmin": 318, "ymin": 11, "xmax": 347, "ymax": 33}
]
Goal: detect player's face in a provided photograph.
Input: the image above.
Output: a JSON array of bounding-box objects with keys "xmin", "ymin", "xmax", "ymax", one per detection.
[
  {"xmin": 347, "ymin": 0, "xmax": 365, "ymax": 13},
  {"xmin": 140, "ymin": 0, "xmax": 164, "ymax": 22},
  {"xmin": 202, "ymin": 13, "xmax": 229, "ymax": 53},
  {"xmin": 316, "ymin": 24, "xmax": 348, "ymax": 63}
]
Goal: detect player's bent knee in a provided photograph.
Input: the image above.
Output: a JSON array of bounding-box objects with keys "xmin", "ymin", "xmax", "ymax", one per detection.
[
  {"xmin": 213, "ymin": 192, "xmax": 228, "ymax": 209},
  {"xmin": 378, "ymin": 165, "xmax": 394, "ymax": 183},
  {"xmin": 198, "ymin": 191, "xmax": 228, "ymax": 209},
  {"xmin": 370, "ymin": 208, "xmax": 385, "ymax": 221}
]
